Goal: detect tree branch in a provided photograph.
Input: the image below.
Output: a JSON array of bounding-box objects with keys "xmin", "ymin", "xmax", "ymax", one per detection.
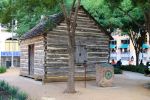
[
  {"xmin": 71, "ymin": 0, "xmax": 81, "ymax": 30},
  {"xmin": 129, "ymin": 30, "xmax": 136, "ymax": 47},
  {"xmin": 69, "ymin": 0, "xmax": 76, "ymax": 18},
  {"xmin": 118, "ymin": 7, "xmax": 144, "ymax": 28},
  {"xmin": 59, "ymin": 0, "xmax": 69, "ymax": 25}
]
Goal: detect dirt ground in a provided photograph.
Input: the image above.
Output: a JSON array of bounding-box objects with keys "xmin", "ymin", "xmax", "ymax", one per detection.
[{"xmin": 0, "ymin": 68, "xmax": 150, "ymax": 100}]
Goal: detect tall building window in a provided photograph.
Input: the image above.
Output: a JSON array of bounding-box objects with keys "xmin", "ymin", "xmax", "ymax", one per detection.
[
  {"xmin": 121, "ymin": 39, "xmax": 130, "ymax": 44},
  {"xmin": 5, "ymin": 38, "xmax": 19, "ymax": 51},
  {"xmin": 110, "ymin": 40, "xmax": 117, "ymax": 53},
  {"xmin": 120, "ymin": 39, "xmax": 130, "ymax": 53},
  {"xmin": 110, "ymin": 40, "xmax": 117, "ymax": 45}
]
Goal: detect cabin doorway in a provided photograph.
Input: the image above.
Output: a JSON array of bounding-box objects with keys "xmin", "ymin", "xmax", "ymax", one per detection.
[{"xmin": 28, "ymin": 44, "xmax": 34, "ymax": 75}]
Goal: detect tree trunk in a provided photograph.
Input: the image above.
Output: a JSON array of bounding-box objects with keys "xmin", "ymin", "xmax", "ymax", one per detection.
[
  {"xmin": 144, "ymin": 12, "xmax": 150, "ymax": 44},
  {"xmin": 135, "ymin": 50, "xmax": 140, "ymax": 66},
  {"xmin": 61, "ymin": 0, "xmax": 80, "ymax": 93},
  {"xmin": 65, "ymin": 30, "xmax": 76, "ymax": 93}
]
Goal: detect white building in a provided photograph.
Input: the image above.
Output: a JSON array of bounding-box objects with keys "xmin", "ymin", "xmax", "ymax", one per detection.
[
  {"xmin": 0, "ymin": 24, "xmax": 13, "ymax": 51},
  {"xmin": 109, "ymin": 29, "xmax": 150, "ymax": 65},
  {"xmin": 0, "ymin": 24, "xmax": 20, "ymax": 67}
]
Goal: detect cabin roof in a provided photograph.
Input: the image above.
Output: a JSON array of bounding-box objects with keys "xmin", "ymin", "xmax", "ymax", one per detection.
[
  {"xmin": 21, "ymin": 13, "xmax": 64, "ymax": 40},
  {"xmin": 21, "ymin": 6, "xmax": 112, "ymax": 40}
]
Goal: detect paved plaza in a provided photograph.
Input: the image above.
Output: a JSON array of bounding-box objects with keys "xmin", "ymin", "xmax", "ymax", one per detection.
[{"xmin": 0, "ymin": 68, "xmax": 150, "ymax": 100}]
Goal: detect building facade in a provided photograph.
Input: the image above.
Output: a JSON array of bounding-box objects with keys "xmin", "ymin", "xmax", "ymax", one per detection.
[
  {"xmin": 0, "ymin": 24, "xmax": 20, "ymax": 68},
  {"xmin": 109, "ymin": 29, "xmax": 150, "ymax": 65}
]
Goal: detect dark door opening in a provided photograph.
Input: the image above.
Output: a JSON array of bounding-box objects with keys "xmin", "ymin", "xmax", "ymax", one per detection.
[
  {"xmin": 28, "ymin": 44, "xmax": 34, "ymax": 75},
  {"xmin": 6, "ymin": 61, "xmax": 11, "ymax": 68}
]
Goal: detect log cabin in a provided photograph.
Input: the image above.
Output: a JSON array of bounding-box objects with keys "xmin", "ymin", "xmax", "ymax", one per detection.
[{"xmin": 20, "ymin": 6, "xmax": 112, "ymax": 82}]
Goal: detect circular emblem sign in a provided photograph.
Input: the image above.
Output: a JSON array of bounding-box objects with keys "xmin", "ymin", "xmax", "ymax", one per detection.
[{"xmin": 105, "ymin": 70, "xmax": 113, "ymax": 80}]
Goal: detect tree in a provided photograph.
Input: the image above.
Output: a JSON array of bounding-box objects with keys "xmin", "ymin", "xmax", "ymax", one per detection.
[
  {"xmin": 83, "ymin": 0, "xmax": 148, "ymax": 66},
  {"xmin": 0, "ymin": 0, "xmax": 60, "ymax": 36},
  {"xmin": 129, "ymin": 29, "xmax": 147, "ymax": 65},
  {"xmin": 106, "ymin": 0, "xmax": 149, "ymax": 65},
  {"xmin": 131, "ymin": 0, "xmax": 150, "ymax": 41},
  {"xmin": 58, "ymin": 0, "xmax": 81, "ymax": 93},
  {"xmin": 106, "ymin": 0, "xmax": 150, "ymax": 42}
]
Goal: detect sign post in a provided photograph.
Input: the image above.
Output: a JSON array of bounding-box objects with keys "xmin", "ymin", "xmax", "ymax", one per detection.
[{"xmin": 83, "ymin": 60, "xmax": 87, "ymax": 88}]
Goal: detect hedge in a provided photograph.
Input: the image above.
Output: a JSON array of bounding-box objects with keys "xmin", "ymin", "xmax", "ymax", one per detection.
[
  {"xmin": 120, "ymin": 65, "xmax": 145, "ymax": 74},
  {"xmin": 114, "ymin": 68, "xmax": 123, "ymax": 74}
]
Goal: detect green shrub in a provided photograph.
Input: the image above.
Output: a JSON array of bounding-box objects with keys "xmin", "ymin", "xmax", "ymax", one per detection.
[
  {"xmin": 8, "ymin": 86, "xmax": 18, "ymax": 96},
  {"xmin": 0, "ymin": 96, "xmax": 3, "ymax": 100},
  {"xmin": 0, "ymin": 80, "xmax": 28, "ymax": 100},
  {"xmin": 114, "ymin": 68, "xmax": 123, "ymax": 74},
  {"xmin": 0, "ymin": 80, "xmax": 5, "ymax": 87},
  {"xmin": 121, "ymin": 65, "xmax": 145, "ymax": 74},
  {"xmin": 17, "ymin": 91, "xmax": 28, "ymax": 100},
  {"xmin": 0, "ymin": 67, "xmax": 6, "ymax": 73},
  {"xmin": 3, "ymin": 83, "xmax": 10, "ymax": 92}
]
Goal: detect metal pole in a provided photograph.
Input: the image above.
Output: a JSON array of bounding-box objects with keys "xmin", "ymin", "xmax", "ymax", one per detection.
[
  {"xmin": 11, "ymin": 20, "xmax": 14, "ymax": 67},
  {"xmin": 84, "ymin": 65, "xmax": 86, "ymax": 88},
  {"xmin": 83, "ymin": 61, "xmax": 87, "ymax": 88}
]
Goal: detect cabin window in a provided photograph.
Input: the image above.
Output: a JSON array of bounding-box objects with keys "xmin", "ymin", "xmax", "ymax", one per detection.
[{"xmin": 75, "ymin": 41, "xmax": 87, "ymax": 64}]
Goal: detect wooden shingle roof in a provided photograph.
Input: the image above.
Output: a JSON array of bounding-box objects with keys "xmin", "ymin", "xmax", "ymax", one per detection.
[{"xmin": 21, "ymin": 13, "xmax": 64, "ymax": 40}]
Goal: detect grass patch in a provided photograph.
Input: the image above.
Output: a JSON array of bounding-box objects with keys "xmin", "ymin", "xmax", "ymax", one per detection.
[
  {"xmin": 0, "ymin": 67, "xmax": 6, "ymax": 74},
  {"xmin": 0, "ymin": 80, "xmax": 28, "ymax": 100}
]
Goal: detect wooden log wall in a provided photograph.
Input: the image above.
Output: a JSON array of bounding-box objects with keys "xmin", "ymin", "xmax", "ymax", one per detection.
[
  {"xmin": 20, "ymin": 36, "xmax": 45, "ymax": 79},
  {"xmin": 44, "ymin": 8, "xmax": 110, "ymax": 81}
]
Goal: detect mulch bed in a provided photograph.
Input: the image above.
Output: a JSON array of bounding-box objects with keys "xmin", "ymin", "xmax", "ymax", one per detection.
[{"xmin": 0, "ymin": 88, "xmax": 11, "ymax": 100}]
